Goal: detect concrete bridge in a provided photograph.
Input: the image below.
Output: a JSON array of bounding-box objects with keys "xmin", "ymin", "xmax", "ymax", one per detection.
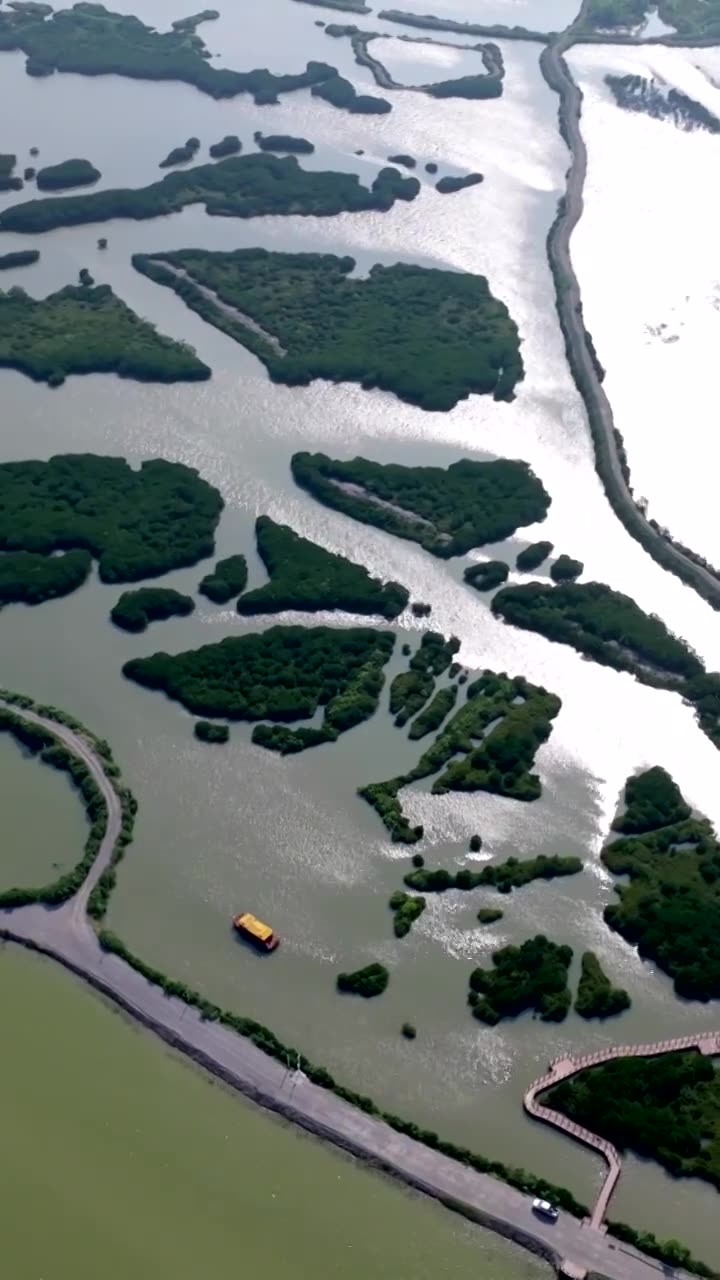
[{"xmin": 524, "ymin": 1031, "xmax": 720, "ymax": 1229}]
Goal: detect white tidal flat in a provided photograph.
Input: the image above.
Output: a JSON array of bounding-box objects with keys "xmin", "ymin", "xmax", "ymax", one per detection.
[{"xmin": 569, "ymin": 42, "xmax": 720, "ymax": 565}]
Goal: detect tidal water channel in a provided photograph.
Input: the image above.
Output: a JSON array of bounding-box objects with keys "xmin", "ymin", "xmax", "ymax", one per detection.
[{"xmin": 0, "ymin": 0, "xmax": 719, "ymax": 1260}]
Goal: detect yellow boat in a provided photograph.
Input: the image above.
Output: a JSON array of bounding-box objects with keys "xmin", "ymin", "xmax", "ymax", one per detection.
[{"xmin": 232, "ymin": 911, "xmax": 279, "ymax": 952}]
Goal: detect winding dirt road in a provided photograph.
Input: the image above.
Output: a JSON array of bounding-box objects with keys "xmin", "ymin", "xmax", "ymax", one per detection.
[{"xmin": 0, "ymin": 700, "xmax": 707, "ymax": 1280}]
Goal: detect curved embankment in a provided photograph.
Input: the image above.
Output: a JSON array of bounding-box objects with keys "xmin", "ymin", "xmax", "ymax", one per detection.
[
  {"xmin": 330, "ymin": 25, "xmax": 503, "ymax": 94},
  {"xmin": 540, "ymin": 9, "xmax": 720, "ymax": 612},
  {"xmin": 0, "ymin": 700, "xmax": 701, "ymax": 1280},
  {"xmin": 524, "ymin": 1032, "xmax": 720, "ymax": 1229}
]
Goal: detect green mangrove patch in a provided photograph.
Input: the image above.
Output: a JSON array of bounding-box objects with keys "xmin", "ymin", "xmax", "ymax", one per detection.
[
  {"xmin": 464, "ymin": 559, "xmax": 509, "ymax": 592},
  {"xmin": 545, "ymin": 1051, "xmax": 720, "ymax": 1192},
  {"xmin": 254, "ymin": 131, "xmax": 315, "ymax": 154},
  {"xmin": 110, "ymin": 587, "xmax": 194, "ymax": 632},
  {"xmin": 133, "ymin": 248, "xmax": 518, "ymax": 410},
  {"xmin": 194, "ymin": 719, "xmax": 229, "ymax": 744},
  {"xmin": 574, "ymin": 951, "xmax": 630, "ymax": 1019},
  {"xmin": 516, "ymin": 540, "xmax": 552, "ymax": 572},
  {"xmin": 468, "ymin": 935, "xmax": 573, "ymax": 1025},
  {"xmin": 311, "ymin": 72, "xmax": 391, "ymax": 113},
  {"xmin": 0, "ymin": 248, "xmax": 39, "ymax": 270},
  {"xmin": 0, "ymin": 282, "xmax": 209, "ymax": 385},
  {"xmin": 236, "ymin": 515, "xmax": 408, "ymax": 619},
  {"xmin": 159, "ymin": 137, "xmax": 200, "ymax": 168},
  {"xmin": 36, "ymin": 157, "xmax": 100, "ymax": 189},
  {"xmin": 389, "ymin": 633, "xmax": 460, "ymax": 727},
  {"xmin": 209, "ymin": 134, "xmax": 241, "ymax": 158},
  {"xmin": 477, "ymin": 907, "xmax": 504, "ymax": 924},
  {"xmin": 292, "ymin": 454, "xmax": 548, "ymax": 555},
  {"xmin": 0, "ymin": 3, "xmax": 339, "ymax": 101},
  {"xmin": 405, "ymin": 853, "xmax": 582, "ymax": 894},
  {"xmin": 550, "ymin": 554, "xmax": 583, "ymax": 583},
  {"xmin": 407, "ymin": 684, "xmax": 457, "ymax": 739},
  {"xmin": 123, "ymin": 624, "xmax": 395, "ymax": 754},
  {"xmin": 337, "ymin": 962, "xmax": 389, "ymax": 996},
  {"xmin": 602, "ymin": 767, "xmax": 720, "ymax": 1002},
  {"xmin": 198, "ymin": 553, "xmax": 248, "ymax": 604},
  {"xmin": 0, "ymin": 548, "xmax": 91, "ymax": 607},
  {"xmin": 1, "ymin": 155, "xmax": 418, "ymax": 234},
  {"xmin": 491, "ymin": 579, "xmax": 720, "ymax": 747},
  {"xmin": 362, "ymin": 670, "xmax": 561, "ymax": 843},
  {"xmin": 0, "ymin": 455, "xmax": 223, "ymax": 583},
  {"xmin": 389, "ymin": 889, "xmax": 426, "ymax": 937}
]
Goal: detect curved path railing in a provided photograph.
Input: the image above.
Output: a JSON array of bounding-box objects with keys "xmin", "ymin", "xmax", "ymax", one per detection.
[{"xmin": 524, "ymin": 1031, "xmax": 720, "ymax": 1228}]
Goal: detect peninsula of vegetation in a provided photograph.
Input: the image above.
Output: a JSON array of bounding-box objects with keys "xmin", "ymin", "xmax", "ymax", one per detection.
[
  {"xmin": 0, "ymin": 455, "xmax": 223, "ymax": 582},
  {"xmin": 389, "ymin": 632, "xmax": 460, "ymax": 727},
  {"xmin": 491, "ymin": 579, "xmax": 720, "ymax": 747},
  {"xmin": 405, "ymin": 853, "xmax": 582, "ymax": 894},
  {"xmin": 545, "ymin": 1050, "xmax": 720, "ymax": 1191},
  {"xmin": 602, "ymin": 766, "xmax": 720, "ymax": 1001},
  {"xmin": 123, "ymin": 625, "xmax": 395, "ymax": 754},
  {"xmin": 0, "ymin": 3, "xmax": 340, "ymax": 102},
  {"xmin": 469, "ymin": 935, "xmax": 573, "ymax": 1024},
  {"xmin": 292, "ymin": 454, "xmax": 547, "ymax": 554},
  {"xmin": 324, "ymin": 23, "xmax": 504, "ymax": 100},
  {"xmin": 0, "ymin": 283, "xmax": 210, "ymax": 386},
  {"xmin": 110, "ymin": 587, "xmax": 195, "ymax": 632},
  {"xmin": 36, "ymin": 157, "xmax": 100, "ymax": 189},
  {"xmin": 133, "ymin": 248, "xmax": 516, "ymax": 410},
  {"xmin": 574, "ymin": 951, "xmax": 630, "ymax": 1019},
  {"xmin": 236, "ymin": 516, "xmax": 409, "ymax": 619},
  {"xmin": 407, "ymin": 685, "xmax": 457, "ymax": 738},
  {"xmin": 1, "ymin": 154, "xmax": 419, "ymax": 234},
  {"xmin": 606, "ymin": 74, "xmax": 720, "ymax": 133},
  {"xmin": 198, "ymin": 553, "xmax": 248, "ymax": 603},
  {"xmin": 0, "ymin": 548, "xmax": 92, "ymax": 607},
  {"xmin": 362, "ymin": 670, "xmax": 561, "ymax": 843}
]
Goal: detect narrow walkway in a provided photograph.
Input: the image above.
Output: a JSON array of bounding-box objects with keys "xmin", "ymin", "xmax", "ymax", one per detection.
[{"xmin": 524, "ymin": 1031, "xmax": 720, "ymax": 1228}]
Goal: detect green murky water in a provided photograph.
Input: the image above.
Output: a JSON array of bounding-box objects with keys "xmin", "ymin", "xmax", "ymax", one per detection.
[
  {"xmin": 0, "ymin": 944, "xmax": 551, "ymax": 1280},
  {"xmin": 0, "ymin": 733, "xmax": 86, "ymax": 886}
]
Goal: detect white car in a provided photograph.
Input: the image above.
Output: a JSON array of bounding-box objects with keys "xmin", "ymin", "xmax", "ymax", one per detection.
[{"xmin": 532, "ymin": 1198, "xmax": 559, "ymax": 1222}]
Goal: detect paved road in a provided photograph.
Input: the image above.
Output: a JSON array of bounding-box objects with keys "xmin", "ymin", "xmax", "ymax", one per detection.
[
  {"xmin": 540, "ymin": 3, "xmax": 720, "ymax": 611},
  {"xmin": 0, "ymin": 701, "xmax": 706, "ymax": 1280}
]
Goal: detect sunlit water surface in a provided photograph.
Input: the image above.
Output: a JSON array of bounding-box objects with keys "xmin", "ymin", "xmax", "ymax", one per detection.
[{"xmin": 0, "ymin": 0, "xmax": 719, "ymax": 1258}]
